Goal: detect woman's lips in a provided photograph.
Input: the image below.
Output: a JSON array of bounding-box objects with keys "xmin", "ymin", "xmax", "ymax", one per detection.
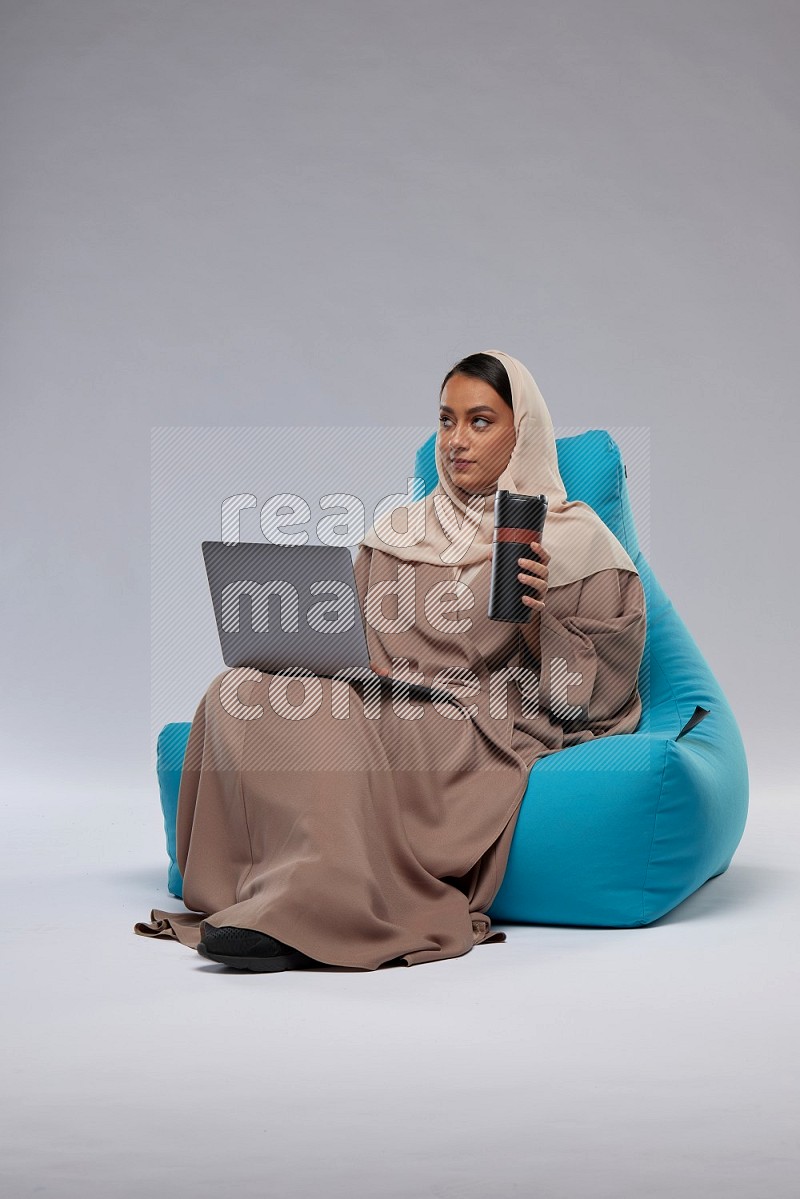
[{"xmin": 451, "ymin": 459, "xmax": 473, "ymax": 470}]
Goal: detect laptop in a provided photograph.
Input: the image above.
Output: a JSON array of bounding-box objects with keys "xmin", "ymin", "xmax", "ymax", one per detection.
[{"xmin": 201, "ymin": 540, "xmax": 459, "ymax": 705}]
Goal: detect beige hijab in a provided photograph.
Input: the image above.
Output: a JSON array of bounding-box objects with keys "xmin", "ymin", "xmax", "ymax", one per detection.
[{"xmin": 359, "ymin": 349, "xmax": 638, "ymax": 590}]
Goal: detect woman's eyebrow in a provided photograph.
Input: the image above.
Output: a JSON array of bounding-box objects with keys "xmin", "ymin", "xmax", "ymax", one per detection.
[{"xmin": 439, "ymin": 403, "xmax": 496, "ymax": 414}]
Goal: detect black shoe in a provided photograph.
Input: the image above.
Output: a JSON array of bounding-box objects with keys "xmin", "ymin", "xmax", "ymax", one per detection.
[{"xmin": 197, "ymin": 922, "xmax": 314, "ymax": 972}]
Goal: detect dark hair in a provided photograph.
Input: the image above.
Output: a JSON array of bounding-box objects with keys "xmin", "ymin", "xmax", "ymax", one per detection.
[{"xmin": 439, "ymin": 352, "xmax": 513, "ymax": 408}]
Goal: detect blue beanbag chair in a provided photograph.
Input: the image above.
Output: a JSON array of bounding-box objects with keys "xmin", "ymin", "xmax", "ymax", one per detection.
[{"xmin": 156, "ymin": 430, "xmax": 748, "ymax": 926}]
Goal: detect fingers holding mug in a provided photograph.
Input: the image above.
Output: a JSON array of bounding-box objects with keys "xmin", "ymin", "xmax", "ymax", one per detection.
[{"xmin": 517, "ymin": 539, "xmax": 550, "ymax": 610}]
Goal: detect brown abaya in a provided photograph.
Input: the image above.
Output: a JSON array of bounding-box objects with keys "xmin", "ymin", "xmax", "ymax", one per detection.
[{"xmin": 134, "ymin": 543, "xmax": 646, "ymax": 968}]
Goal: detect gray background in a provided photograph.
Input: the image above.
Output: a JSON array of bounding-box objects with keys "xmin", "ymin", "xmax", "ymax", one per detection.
[
  {"xmin": 1, "ymin": 4, "xmax": 798, "ymax": 1198},
  {"xmin": 2, "ymin": 0, "xmax": 797, "ymax": 785}
]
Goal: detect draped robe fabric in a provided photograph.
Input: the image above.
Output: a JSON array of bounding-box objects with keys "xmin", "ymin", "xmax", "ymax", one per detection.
[{"xmin": 134, "ymin": 545, "xmax": 646, "ymax": 969}]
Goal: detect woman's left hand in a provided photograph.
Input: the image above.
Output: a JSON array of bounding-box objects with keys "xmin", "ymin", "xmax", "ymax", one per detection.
[{"xmin": 517, "ymin": 539, "xmax": 550, "ymax": 611}]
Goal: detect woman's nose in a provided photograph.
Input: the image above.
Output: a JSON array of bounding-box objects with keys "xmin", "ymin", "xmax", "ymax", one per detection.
[{"xmin": 449, "ymin": 425, "xmax": 470, "ymax": 450}]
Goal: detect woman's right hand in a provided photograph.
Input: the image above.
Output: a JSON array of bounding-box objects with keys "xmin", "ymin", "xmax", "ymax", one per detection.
[{"xmin": 370, "ymin": 661, "xmax": 390, "ymax": 677}]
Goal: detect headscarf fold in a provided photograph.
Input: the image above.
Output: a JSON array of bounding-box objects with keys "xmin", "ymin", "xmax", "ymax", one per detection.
[{"xmin": 359, "ymin": 349, "xmax": 638, "ymax": 590}]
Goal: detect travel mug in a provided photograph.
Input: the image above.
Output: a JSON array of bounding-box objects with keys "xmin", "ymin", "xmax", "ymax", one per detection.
[{"xmin": 487, "ymin": 490, "xmax": 549, "ymax": 622}]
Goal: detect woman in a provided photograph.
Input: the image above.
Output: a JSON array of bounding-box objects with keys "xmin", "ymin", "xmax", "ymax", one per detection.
[{"xmin": 134, "ymin": 349, "xmax": 646, "ymax": 971}]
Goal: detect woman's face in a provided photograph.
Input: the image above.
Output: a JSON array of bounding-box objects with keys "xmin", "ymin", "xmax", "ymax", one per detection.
[{"xmin": 438, "ymin": 374, "xmax": 516, "ymax": 495}]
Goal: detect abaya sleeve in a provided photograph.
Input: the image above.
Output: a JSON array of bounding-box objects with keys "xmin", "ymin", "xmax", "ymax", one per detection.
[{"xmin": 520, "ymin": 567, "xmax": 647, "ymax": 740}]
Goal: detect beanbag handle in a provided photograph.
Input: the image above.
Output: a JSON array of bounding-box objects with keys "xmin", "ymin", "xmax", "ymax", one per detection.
[{"xmin": 675, "ymin": 705, "xmax": 710, "ymax": 740}]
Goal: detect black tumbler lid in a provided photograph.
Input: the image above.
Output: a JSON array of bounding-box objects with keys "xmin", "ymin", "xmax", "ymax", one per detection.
[{"xmin": 494, "ymin": 490, "xmax": 548, "ymax": 530}]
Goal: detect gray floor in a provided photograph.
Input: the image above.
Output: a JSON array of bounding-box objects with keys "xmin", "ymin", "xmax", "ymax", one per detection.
[{"xmin": 2, "ymin": 771, "xmax": 797, "ymax": 1199}]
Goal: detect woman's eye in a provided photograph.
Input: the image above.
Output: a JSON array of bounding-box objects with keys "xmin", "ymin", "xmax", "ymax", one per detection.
[
  {"xmin": 439, "ymin": 415, "xmax": 452, "ymax": 426},
  {"xmin": 474, "ymin": 417, "xmax": 489, "ymax": 428}
]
